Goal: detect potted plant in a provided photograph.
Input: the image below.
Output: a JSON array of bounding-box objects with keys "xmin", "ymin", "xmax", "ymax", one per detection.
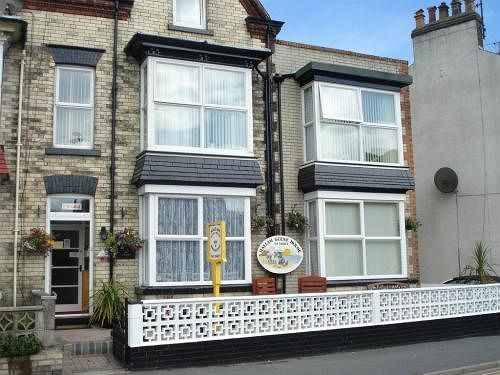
[
  {"xmin": 90, "ymin": 281, "xmax": 127, "ymax": 328},
  {"xmin": 104, "ymin": 228, "xmax": 143, "ymax": 260},
  {"xmin": 251, "ymin": 214, "xmax": 273, "ymax": 233},
  {"xmin": 286, "ymin": 206, "xmax": 308, "ymax": 234},
  {"xmin": 463, "ymin": 241, "xmax": 496, "ymax": 284},
  {"xmin": 21, "ymin": 228, "xmax": 55, "ymax": 257}
]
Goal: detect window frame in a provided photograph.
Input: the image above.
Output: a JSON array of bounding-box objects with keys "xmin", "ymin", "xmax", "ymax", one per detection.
[
  {"xmin": 141, "ymin": 57, "xmax": 254, "ymax": 157},
  {"xmin": 53, "ymin": 65, "xmax": 95, "ymax": 149},
  {"xmin": 173, "ymin": 0, "xmax": 207, "ymax": 30},
  {"xmin": 139, "ymin": 185, "xmax": 253, "ymax": 286},
  {"xmin": 302, "ymin": 81, "xmax": 403, "ymax": 166},
  {"xmin": 305, "ymin": 191, "xmax": 407, "ymax": 281}
]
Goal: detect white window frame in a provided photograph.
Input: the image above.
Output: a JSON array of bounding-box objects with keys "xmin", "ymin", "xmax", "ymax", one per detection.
[
  {"xmin": 304, "ymin": 191, "xmax": 407, "ymax": 281},
  {"xmin": 173, "ymin": 0, "xmax": 206, "ymax": 29},
  {"xmin": 140, "ymin": 57, "xmax": 253, "ymax": 157},
  {"xmin": 53, "ymin": 66, "xmax": 95, "ymax": 149},
  {"xmin": 139, "ymin": 185, "xmax": 254, "ymax": 286},
  {"xmin": 302, "ymin": 81, "xmax": 403, "ymax": 166}
]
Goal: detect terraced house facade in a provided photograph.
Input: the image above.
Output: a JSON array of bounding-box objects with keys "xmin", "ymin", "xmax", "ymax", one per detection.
[{"xmin": 0, "ymin": 0, "xmax": 417, "ymax": 322}]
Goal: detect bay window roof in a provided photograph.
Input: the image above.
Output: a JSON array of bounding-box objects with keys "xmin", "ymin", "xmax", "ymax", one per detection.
[
  {"xmin": 294, "ymin": 62, "xmax": 413, "ymax": 91},
  {"xmin": 125, "ymin": 33, "xmax": 272, "ymax": 67}
]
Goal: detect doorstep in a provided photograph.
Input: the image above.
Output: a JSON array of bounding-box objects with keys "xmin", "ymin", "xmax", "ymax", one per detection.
[{"xmin": 56, "ymin": 313, "xmax": 90, "ymax": 329}]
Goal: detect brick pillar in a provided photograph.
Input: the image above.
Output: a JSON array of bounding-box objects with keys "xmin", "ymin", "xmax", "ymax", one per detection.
[
  {"xmin": 414, "ymin": 9, "xmax": 425, "ymax": 29},
  {"xmin": 428, "ymin": 6, "xmax": 437, "ymax": 22}
]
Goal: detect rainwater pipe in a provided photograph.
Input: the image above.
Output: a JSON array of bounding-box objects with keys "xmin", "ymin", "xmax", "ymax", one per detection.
[{"xmin": 13, "ymin": 49, "xmax": 26, "ymax": 307}]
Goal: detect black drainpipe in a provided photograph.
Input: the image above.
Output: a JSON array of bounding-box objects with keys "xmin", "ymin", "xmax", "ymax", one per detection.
[
  {"xmin": 109, "ymin": 0, "xmax": 119, "ymax": 281},
  {"xmin": 274, "ymin": 73, "xmax": 295, "ymax": 236}
]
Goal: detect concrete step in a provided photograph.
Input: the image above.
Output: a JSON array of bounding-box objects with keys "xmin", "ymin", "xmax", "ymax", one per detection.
[{"xmin": 55, "ymin": 328, "xmax": 113, "ymax": 356}]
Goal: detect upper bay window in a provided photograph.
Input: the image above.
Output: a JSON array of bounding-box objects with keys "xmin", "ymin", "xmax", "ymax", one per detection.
[
  {"xmin": 54, "ymin": 66, "xmax": 95, "ymax": 148},
  {"xmin": 173, "ymin": 0, "xmax": 206, "ymax": 30},
  {"xmin": 302, "ymin": 82, "xmax": 402, "ymax": 165},
  {"xmin": 141, "ymin": 58, "xmax": 253, "ymax": 156}
]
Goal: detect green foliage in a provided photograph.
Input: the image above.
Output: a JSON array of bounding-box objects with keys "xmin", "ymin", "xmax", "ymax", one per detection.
[
  {"xmin": 251, "ymin": 215, "xmax": 273, "ymax": 232},
  {"xmin": 286, "ymin": 206, "xmax": 308, "ymax": 234},
  {"xmin": 0, "ymin": 335, "xmax": 43, "ymax": 357},
  {"xmin": 405, "ymin": 217, "xmax": 422, "ymax": 232},
  {"xmin": 90, "ymin": 281, "xmax": 127, "ymax": 328},
  {"xmin": 21, "ymin": 228, "xmax": 54, "ymax": 256},
  {"xmin": 464, "ymin": 241, "xmax": 496, "ymax": 284},
  {"xmin": 0, "ymin": 296, "xmax": 6, "ymax": 308}
]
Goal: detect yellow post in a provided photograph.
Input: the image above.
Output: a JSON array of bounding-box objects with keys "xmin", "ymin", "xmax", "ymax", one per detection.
[{"xmin": 207, "ymin": 221, "xmax": 226, "ymax": 314}]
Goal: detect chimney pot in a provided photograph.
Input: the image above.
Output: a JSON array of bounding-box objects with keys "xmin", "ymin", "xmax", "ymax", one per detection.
[
  {"xmin": 465, "ymin": 0, "xmax": 475, "ymax": 13},
  {"xmin": 415, "ymin": 9, "xmax": 426, "ymax": 28},
  {"xmin": 451, "ymin": 0, "xmax": 462, "ymax": 15},
  {"xmin": 428, "ymin": 6, "xmax": 438, "ymax": 22},
  {"xmin": 438, "ymin": 2, "xmax": 450, "ymax": 20}
]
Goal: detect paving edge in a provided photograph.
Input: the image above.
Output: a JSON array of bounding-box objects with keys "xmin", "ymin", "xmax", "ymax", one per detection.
[{"xmin": 425, "ymin": 360, "xmax": 500, "ymax": 375}]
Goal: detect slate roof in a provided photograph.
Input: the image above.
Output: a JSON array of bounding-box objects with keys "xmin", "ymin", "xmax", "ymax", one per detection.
[
  {"xmin": 132, "ymin": 153, "xmax": 263, "ymax": 188},
  {"xmin": 298, "ymin": 163, "xmax": 415, "ymax": 194},
  {"xmin": 44, "ymin": 175, "xmax": 98, "ymax": 196},
  {"xmin": 47, "ymin": 45, "xmax": 105, "ymax": 67}
]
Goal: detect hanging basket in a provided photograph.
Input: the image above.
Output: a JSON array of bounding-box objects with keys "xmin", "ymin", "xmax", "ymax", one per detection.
[
  {"xmin": 21, "ymin": 227, "xmax": 54, "ymax": 257},
  {"xmin": 104, "ymin": 228, "xmax": 143, "ymax": 260}
]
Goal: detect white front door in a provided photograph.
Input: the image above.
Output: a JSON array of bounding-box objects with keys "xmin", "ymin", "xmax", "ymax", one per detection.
[{"xmin": 51, "ymin": 224, "xmax": 84, "ymax": 313}]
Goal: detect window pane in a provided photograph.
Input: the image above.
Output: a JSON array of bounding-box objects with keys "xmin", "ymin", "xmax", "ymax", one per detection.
[
  {"xmin": 154, "ymin": 104, "xmax": 200, "ymax": 147},
  {"xmin": 366, "ymin": 240, "xmax": 401, "ymax": 275},
  {"xmin": 175, "ymin": 0, "xmax": 202, "ymax": 27},
  {"xmin": 205, "ymin": 109, "xmax": 246, "ymax": 150},
  {"xmin": 325, "ymin": 240, "xmax": 363, "ymax": 277},
  {"xmin": 308, "ymin": 201, "xmax": 317, "ymax": 237},
  {"xmin": 203, "ymin": 197, "xmax": 244, "ymax": 237},
  {"xmin": 325, "ymin": 203, "xmax": 360, "ymax": 235},
  {"xmin": 309, "ymin": 240, "xmax": 318, "ymax": 275},
  {"xmin": 55, "ymin": 107, "xmax": 92, "ymax": 146},
  {"xmin": 158, "ymin": 198, "xmax": 198, "ymax": 235},
  {"xmin": 320, "ymin": 85, "xmax": 360, "ymax": 122},
  {"xmin": 156, "ymin": 241, "xmax": 200, "ymax": 282},
  {"xmin": 205, "ymin": 69, "xmax": 245, "ymax": 107},
  {"xmin": 204, "ymin": 241, "xmax": 245, "ymax": 281},
  {"xmin": 50, "ymin": 198, "xmax": 90, "ymax": 213},
  {"xmin": 320, "ymin": 122, "xmax": 359, "ymax": 161},
  {"xmin": 155, "ymin": 63, "xmax": 199, "ymax": 103},
  {"xmin": 363, "ymin": 127, "xmax": 399, "ymax": 163},
  {"xmin": 362, "ymin": 91, "xmax": 396, "ymax": 124},
  {"xmin": 305, "ymin": 124, "xmax": 315, "ymax": 161},
  {"xmin": 364, "ymin": 203, "xmax": 399, "ymax": 237},
  {"xmin": 303, "ymin": 87, "xmax": 313, "ymax": 123},
  {"xmin": 58, "ymin": 69, "xmax": 92, "ymax": 105}
]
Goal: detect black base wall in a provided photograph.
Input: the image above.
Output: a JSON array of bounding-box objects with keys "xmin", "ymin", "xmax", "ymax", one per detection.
[{"xmin": 113, "ymin": 313, "xmax": 500, "ymax": 370}]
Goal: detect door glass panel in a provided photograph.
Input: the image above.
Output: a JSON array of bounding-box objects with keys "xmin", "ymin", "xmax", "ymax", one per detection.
[
  {"xmin": 50, "ymin": 198, "xmax": 90, "ymax": 213},
  {"xmin": 52, "ymin": 287, "xmax": 79, "ymax": 305},
  {"xmin": 52, "ymin": 269, "xmax": 78, "ymax": 285},
  {"xmin": 52, "ymin": 230, "xmax": 79, "ymax": 249},
  {"xmin": 52, "ymin": 250, "xmax": 79, "ymax": 267}
]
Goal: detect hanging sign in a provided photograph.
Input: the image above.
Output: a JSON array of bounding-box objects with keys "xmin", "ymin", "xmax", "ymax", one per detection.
[
  {"xmin": 61, "ymin": 203, "xmax": 82, "ymax": 211},
  {"xmin": 257, "ymin": 236, "xmax": 303, "ymax": 274},
  {"xmin": 207, "ymin": 221, "xmax": 227, "ymax": 302}
]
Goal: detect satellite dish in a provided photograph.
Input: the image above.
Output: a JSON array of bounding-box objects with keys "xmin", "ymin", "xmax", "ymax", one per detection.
[{"xmin": 434, "ymin": 167, "xmax": 458, "ymax": 193}]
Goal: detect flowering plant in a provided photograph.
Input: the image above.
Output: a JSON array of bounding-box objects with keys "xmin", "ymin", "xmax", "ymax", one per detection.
[
  {"xmin": 104, "ymin": 228, "xmax": 143, "ymax": 256},
  {"xmin": 22, "ymin": 227, "xmax": 55, "ymax": 256}
]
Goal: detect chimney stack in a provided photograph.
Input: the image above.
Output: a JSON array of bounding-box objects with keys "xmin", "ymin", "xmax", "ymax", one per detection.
[
  {"xmin": 415, "ymin": 9, "xmax": 426, "ymax": 28},
  {"xmin": 428, "ymin": 6, "xmax": 437, "ymax": 22},
  {"xmin": 451, "ymin": 0, "xmax": 462, "ymax": 15},
  {"xmin": 438, "ymin": 2, "xmax": 450, "ymax": 20},
  {"xmin": 465, "ymin": 0, "xmax": 475, "ymax": 13}
]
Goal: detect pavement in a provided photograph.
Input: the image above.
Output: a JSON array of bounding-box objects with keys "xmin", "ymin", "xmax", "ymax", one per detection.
[{"xmin": 71, "ymin": 335, "xmax": 500, "ymax": 375}]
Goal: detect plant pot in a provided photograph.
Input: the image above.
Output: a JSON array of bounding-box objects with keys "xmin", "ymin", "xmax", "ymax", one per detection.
[
  {"xmin": 8, "ymin": 355, "xmax": 32, "ymax": 375},
  {"xmin": 115, "ymin": 246, "xmax": 136, "ymax": 260}
]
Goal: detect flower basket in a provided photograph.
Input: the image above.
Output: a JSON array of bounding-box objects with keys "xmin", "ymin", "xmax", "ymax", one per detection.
[
  {"xmin": 21, "ymin": 227, "xmax": 54, "ymax": 257},
  {"xmin": 105, "ymin": 228, "xmax": 143, "ymax": 260}
]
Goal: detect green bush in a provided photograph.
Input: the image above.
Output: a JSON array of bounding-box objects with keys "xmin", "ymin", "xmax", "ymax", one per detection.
[
  {"xmin": 90, "ymin": 281, "xmax": 127, "ymax": 328},
  {"xmin": 0, "ymin": 335, "xmax": 43, "ymax": 357}
]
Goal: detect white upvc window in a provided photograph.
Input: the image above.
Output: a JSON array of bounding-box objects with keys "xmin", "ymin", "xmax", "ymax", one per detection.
[
  {"xmin": 302, "ymin": 82, "xmax": 403, "ymax": 166},
  {"xmin": 139, "ymin": 185, "xmax": 253, "ymax": 286},
  {"xmin": 140, "ymin": 58, "xmax": 253, "ymax": 156},
  {"xmin": 173, "ymin": 0, "xmax": 206, "ymax": 29},
  {"xmin": 305, "ymin": 191, "xmax": 407, "ymax": 281},
  {"xmin": 53, "ymin": 66, "xmax": 95, "ymax": 148}
]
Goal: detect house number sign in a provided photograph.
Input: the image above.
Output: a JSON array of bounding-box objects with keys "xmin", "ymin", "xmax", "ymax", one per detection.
[
  {"xmin": 207, "ymin": 221, "xmax": 227, "ymax": 301},
  {"xmin": 257, "ymin": 236, "xmax": 303, "ymax": 274}
]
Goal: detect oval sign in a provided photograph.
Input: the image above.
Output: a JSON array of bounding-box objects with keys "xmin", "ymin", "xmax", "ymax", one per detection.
[{"xmin": 256, "ymin": 236, "xmax": 303, "ymax": 274}]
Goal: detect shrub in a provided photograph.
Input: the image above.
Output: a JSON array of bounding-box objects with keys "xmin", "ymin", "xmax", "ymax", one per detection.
[
  {"xmin": 0, "ymin": 335, "xmax": 43, "ymax": 357},
  {"xmin": 90, "ymin": 281, "xmax": 127, "ymax": 328},
  {"xmin": 464, "ymin": 241, "xmax": 496, "ymax": 284}
]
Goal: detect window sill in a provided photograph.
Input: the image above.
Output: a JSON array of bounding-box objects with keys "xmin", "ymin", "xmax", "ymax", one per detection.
[
  {"xmin": 136, "ymin": 284, "xmax": 251, "ymax": 296},
  {"xmin": 45, "ymin": 148, "xmax": 101, "ymax": 157},
  {"xmin": 327, "ymin": 278, "xmax": 418, "ymax": 288},
  {"xmin": 167, "ymin": 23, "xmax": 214, "ymax": 36}
]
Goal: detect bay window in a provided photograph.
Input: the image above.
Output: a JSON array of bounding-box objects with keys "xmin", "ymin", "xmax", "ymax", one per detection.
[
  {"xmin": 140, "ymin": 188, "xmax": 252, "ymax": 286},
  {"xmin": 306, "ymin": 192, "xmax": 406, "ymax": 280},
  {"xmin": 141, "ymin": 58, "xmax": 252, "ymax": 155},
  {"xmin": 302, "ymin": 82, "xmax": 402, "ymax": 165},
  {"xmin": 54, "ymin": 66, "xmax": 94, "ymax": 148}
]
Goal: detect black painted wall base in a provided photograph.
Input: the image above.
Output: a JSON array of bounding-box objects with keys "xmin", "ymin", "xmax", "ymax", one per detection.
[{"xmin": 113, "ymin": 313, "xmax": 500, "ymax": 370}]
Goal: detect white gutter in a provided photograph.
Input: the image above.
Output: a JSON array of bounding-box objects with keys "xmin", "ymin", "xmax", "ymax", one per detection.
[{"xmin": 13, "ymin": 49, "xmax": 25, "ymax": 307}]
